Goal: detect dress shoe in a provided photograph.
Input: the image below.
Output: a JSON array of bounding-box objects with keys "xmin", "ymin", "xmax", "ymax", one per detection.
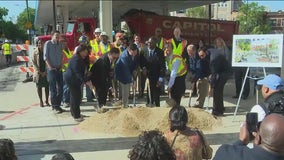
[
  {"xmin": 241, "ymin": 95, "xmax": 248, "ymax": 100},
  {"xmin": 55, "ymin": 108, "xmax": 65, "ymax": 114},
  {"xmin": 45, "ymin": 100, "xmax": 50, "ymax": 106},
  {"xmin": 212, "ymin": 111, "xmax": 224, "ymax": 117},
  {"xmin": 192, "ymin": 104, "xmax": 202, "ymax": 108},
  {"xmin": 74, "ymin": 117, "xmax": 84, "ymax": 122},
  {"xmin": 40, "ymin": 101, "xmax": 44, "ymax": 107},
  {"xmin": 232, "ymin": 95, "xmax": 239, "ymax": 99}
]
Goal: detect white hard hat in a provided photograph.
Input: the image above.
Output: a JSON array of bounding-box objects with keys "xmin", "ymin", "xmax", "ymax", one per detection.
[
  {"xmin": 94, "ymin": 28, "xmax": 102, "ymax": 33},
  {"xmin": 4, "ymin": 39, "xmax": 9, "ymax": 43},
  {"xmin": 100, "ymin": 32, "xmax": 108, "ymax": 36}
]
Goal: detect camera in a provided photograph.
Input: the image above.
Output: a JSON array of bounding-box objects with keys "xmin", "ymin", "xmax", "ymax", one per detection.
[{"xmin": 246, "ymin": 112, "xmax": 258, "ymax": 140}]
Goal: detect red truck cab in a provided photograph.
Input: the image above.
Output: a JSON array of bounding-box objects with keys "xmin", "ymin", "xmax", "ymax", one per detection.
[{"xmin": 37, "ymin": 18, "xmax": 97, "ymax": 51}]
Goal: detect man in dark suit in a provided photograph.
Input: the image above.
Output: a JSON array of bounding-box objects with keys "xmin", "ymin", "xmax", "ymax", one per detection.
[
  {"xmin": 213, "ymin": 113, "xmax": 284, "ymax": 160},
  {"xmin": 88, "ymin": 47, "xmax": 120, "ymax": 108},
  {"xmin": 140, "ymin": 37, "xmax": 166, "ymax": 107}
]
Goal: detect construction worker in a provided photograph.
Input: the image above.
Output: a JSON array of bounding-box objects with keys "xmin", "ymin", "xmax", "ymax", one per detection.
[
  {"xmin": 155, "ymin": 27, "xmax": 166, "ymax": 50},
  {"xmin": 1, "ymin": 39, "xmax": 12, "ymax": 67},
  {"xmin": 112, "ymin": 32, "xmax": 124, "ymax": 53},
  {"xmin": 61, "ymin": 38, "xmax": 73, "ymax": 108},
  {"xmin": 90, "ymin": 28, "xmax": 101, "ymax": 59},
  {"xmin": 168, "ymin": 26, "xmax": 187, "ymax": 57},
  {"xmin": 167, "ymin": 44, "xmax": 188, "ymax": 105},
  {"xmin": 98, "ymin": 31, "xmax": 111, "ymax": 57}
]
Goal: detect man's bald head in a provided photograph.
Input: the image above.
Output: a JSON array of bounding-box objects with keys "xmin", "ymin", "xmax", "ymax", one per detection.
[
  {"xmin": 259, "ymin": 114, "xmax": 284, "ymax": 154},
  {"xmin": 187, "ymin": 44, "xmax": 196, "ymax": 57}
]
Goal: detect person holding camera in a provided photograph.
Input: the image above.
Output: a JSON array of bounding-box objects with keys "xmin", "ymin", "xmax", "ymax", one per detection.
[
  {"xmin": 250, "ymin": 74, "xmax": 284, "ymax": 122},
  {"xmin": 213, "ymin": 113, "xmax": 284, "ymax": 160}
]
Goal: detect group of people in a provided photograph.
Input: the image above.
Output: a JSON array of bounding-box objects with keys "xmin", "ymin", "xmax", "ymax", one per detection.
[{"xmin": 31, "ymin": 25, "xmax": 235, "ymax": 123}]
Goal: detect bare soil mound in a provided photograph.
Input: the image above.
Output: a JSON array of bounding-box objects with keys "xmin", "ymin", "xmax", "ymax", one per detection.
[{"xmin": 78, "ymin": 107, "xmax": 222, "ymax": 136}]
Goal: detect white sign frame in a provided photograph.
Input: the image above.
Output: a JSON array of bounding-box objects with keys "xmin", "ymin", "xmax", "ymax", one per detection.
[{"xmin": 232, "ymin": 34, "xmax": 283, "ymax": 67}]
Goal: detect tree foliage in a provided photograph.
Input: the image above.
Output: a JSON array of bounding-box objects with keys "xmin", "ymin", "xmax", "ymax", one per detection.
[
  {"xmin": 237, "ymin": 2, "xmax": 271, "ymax": 34},
  {"xmin": 186, "ymin": 6, "xmax": 207, "ymax": 18},
  {"xmin": 16, "ymin": 7, "xmax": 35, "ymax": 32},
  {"xmin": 0, "ymin": 7, "xmax": 28, "ymax": 42},
  {"xmin": 0, "ymin": 7, "xmax": 8, "ymax": 21}
]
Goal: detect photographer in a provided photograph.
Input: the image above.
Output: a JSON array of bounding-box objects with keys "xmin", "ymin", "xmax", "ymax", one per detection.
[
  {"xmin": 213, "ymin": 114, "xmax": 284, "ymax": 160},
  {"xmin": 250, "ymin": 74, "xmax": 284, "ymax": 122}
]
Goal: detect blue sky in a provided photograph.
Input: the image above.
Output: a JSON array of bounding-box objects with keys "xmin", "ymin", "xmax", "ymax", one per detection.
[
  {"xmin": 0, "ymin": 0, "xmax": 37, "ymax": 22},
  {"xmin": 1, "ymin": 0, "xmax": 283, "ymax": 23}
]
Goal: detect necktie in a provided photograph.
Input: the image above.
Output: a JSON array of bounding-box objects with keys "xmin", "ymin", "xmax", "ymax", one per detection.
[{"xmin": 150, "ymin": 50, "xmax": 154, "ymax": 57}]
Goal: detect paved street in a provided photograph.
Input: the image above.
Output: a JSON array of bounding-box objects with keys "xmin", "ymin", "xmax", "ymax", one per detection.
[{"xmin": 0, "ymin": 63, "xmax": 269, "ymax": 160}]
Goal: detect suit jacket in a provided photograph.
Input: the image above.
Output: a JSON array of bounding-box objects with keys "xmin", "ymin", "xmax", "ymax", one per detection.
[
  {"xmin": 213, "ymin": 140, "xmax": 284, "ymax": 160},
  {"xmin": 115, "ymin": 49, "xmax": 138, "ymax": 84},
  {"xmin": 140, "ymin": 46, "xmax": 166, "ymax": 82},
  {"xmin": 64, "ymin": 54, "xmax": 87, "ymax": 87},
  {"xmin": 89, "ymin": 53, "xmax": 113, "ymax": 89}
]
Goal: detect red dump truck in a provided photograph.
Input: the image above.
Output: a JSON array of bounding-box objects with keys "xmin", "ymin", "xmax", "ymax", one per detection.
[
  {"xmin": 122, "ymin": 9, "xmax": 239, "ymax": 47},
  {"xmin": 36, "ymin": 9, "xmax": 238, "ymax": 50}
]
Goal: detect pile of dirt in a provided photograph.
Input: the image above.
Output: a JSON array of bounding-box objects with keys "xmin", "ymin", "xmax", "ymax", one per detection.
[{"xmin": 78, "ymin": 107, "xmax": 222, "ymax": 136}]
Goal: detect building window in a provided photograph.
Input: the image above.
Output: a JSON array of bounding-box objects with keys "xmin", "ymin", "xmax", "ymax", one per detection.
[
  {"xmin": 282, "ymin": 19, "xmax": 284, "ymax": 27},
  {"xmin": 271, "ymin": 19, "xmax": 277, "ymax": 27}
]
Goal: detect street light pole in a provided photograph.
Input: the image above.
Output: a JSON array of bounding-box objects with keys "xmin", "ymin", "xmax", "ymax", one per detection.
[{"xmin": 25, "ymin": 0, "xmax": 31, "ymax": 42}]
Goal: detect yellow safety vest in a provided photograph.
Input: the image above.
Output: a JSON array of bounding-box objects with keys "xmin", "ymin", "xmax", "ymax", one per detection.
[
  {"xmin": 90, "ymin": 39, "xmax": 99, "ymax": 55},
  {"xmin": 157, "ymin": 37, "xmax": 166, "ymax": 50},
  {"xmin": 169, "ymin": 55, "xmax": 187, "ymax": 77},
  {"xmin": 99, "ymin": 43, "xmax": 110, "ymax": 55},
  {"xmin": 62, "ymin": 49, "xmax": 72, "ymax": 71},
  {"xmin": 2, "ymin": 43, "xmax": 11, "ymax": 55},
  {"xmin": 170, "ymin": 38, "xmax": 187, "ymax": 55}
]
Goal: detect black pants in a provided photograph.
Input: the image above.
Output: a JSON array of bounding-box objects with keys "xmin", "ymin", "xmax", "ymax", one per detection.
[
  {"xmin": 212, "ymin": 72, "xmax": 229, "ymax": 114},
  {"xmin": 5, "ymin": 55, "xmax": 12, "ymax": 65},
  {"xmin": 147, "ymin": 79, "xmax": 160, "ymax": 107},
  {"xmin": 234, "ymin": 68, "xmax": 250, "ymax": 97},
  {"xmin": 140, "ymin": 73, "xmax": 147, "ymax": 96},
  {"xmin": 96, "ymin": 85, "xmax": 108, "ymax": 107},
  {"xmin": 170, "ymin": 75, "xmax": 186, "ymax": 105},
  {"xmin": 69, "ymin": 84, "xmax": 82, "ymax": 119}
]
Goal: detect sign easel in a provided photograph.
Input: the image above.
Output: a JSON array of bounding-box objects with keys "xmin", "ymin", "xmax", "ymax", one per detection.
[{"xmin": 231, "ymin": 34, "xmax": 283, "ymax": 121}]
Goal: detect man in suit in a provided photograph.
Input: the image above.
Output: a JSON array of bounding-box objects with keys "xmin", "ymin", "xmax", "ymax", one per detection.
[
  {"xmin": 213, "ymin": 113, "xmax": 284, "ymax": 160},
  {"xmin": 140, "ymin": 37, "xmax": 166, "ymax": 107},
  {"xmin": 88, "ymin": 47, "xmax": 120, "ymax": 109}
]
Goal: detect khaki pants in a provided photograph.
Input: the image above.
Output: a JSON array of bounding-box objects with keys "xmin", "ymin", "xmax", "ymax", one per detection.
[
  {"xmin": 195, "ymin": 78, "xmax": 209, "ymax": 108},
  {"xmin": 120, "ymin": 82, "xmax": 130, "ymax": 107}
]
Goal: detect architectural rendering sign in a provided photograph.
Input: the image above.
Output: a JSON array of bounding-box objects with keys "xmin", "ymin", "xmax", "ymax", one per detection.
[{"xmin": 232, "ymin": 34, "xmax": 283, "ymax": 67}]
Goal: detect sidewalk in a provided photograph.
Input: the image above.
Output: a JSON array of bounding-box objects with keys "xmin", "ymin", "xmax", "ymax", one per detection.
[{"xmin": 0, "ymin": 66, "xmax": 262, "ymax": 160}]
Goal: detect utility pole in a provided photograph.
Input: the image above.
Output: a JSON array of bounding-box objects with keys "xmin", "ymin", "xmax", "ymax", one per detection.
[
  {"xmin": 53, "ymin": 0, "xmax": 56, "ymax": 31},
  {"xmin": 25, "ymin": 0, "xmax": 31, "ymax": 42}
]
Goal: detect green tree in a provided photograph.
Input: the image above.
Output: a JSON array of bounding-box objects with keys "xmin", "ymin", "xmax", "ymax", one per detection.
[
  {"xmin": 0, "ymin": 7, "xmax": 8, "ymax": 37},
  {"xmin": 16, "ymin": 7, "xmax": 35, "ymax": 31},
  {"xmin": 186, "ymin": 6, "xmax": 207, "ymax": 18},
  {"xmin": 237, "ymin": 2, "xmax": 271, "ymax": 34},
  {"xmin": 0, "ymin": 7, "xmax": 8, "ymax": 21}
]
